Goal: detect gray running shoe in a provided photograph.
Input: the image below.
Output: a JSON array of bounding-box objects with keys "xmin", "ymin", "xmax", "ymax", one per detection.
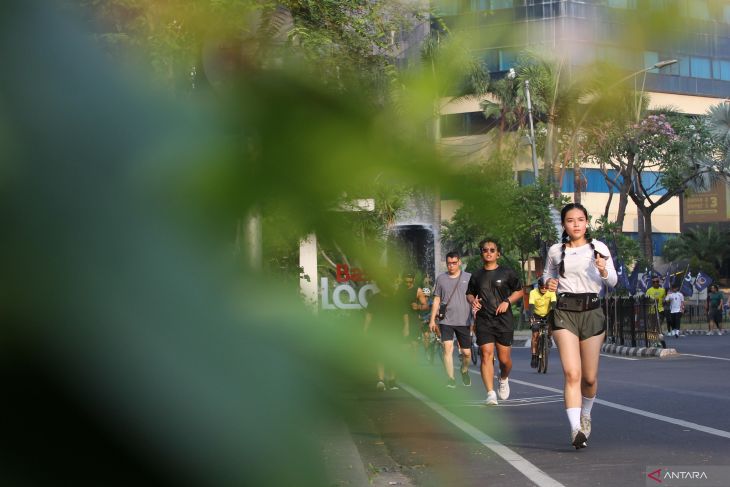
[
  {"xmin": 571, "ymin": 428, "xmax": 588, "ymax": 449},
  {"xmin": 580, "ymin": 414, "xmax": 591, "ymax": 439}
]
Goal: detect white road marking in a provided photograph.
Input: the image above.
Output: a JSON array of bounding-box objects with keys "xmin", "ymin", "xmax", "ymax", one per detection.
[
  {"xmin": 681, "ymin": 353, "xmax": 730, "ymax": 362},
  {"xmin": 600, "ymin": 353, "xmax": 639, "ymax": 360},
  {"xmin": 399, "ymin": 383, "xmax": 566, "ymax": 487},
  {"xmin": 505, "ymin": 377, "xmax": 730, "ymax": 440}
]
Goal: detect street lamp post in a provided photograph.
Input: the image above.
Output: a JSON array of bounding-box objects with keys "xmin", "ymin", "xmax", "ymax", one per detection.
[{"xmin": 524, "ymin": 79, "xmax": 539, "ymax": 180}]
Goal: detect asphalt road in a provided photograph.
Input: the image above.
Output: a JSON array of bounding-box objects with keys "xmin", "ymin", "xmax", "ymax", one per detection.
[{"xmin": 352, "ymin": 334, "xmax": 730, "ymax": 487}]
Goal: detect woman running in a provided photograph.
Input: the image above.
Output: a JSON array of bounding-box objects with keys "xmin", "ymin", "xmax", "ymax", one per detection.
[{"xmin": 544, "ymin": 203, "xmax": 617, "ymax": 449}]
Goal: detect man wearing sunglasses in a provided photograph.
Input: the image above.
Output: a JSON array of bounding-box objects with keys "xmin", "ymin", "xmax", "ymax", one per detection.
[{"xmin": 467, "ymin": 238, "xmax": 523, "ymax": 406}]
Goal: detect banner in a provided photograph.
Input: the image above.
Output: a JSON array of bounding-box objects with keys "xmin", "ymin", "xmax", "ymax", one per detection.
[
  {"xmin": 680, "ymin": 272, "xmax": 694, "ymax": 297},
  {"xmin": 616, "ymin": 260, "xmax": 631, "ymax": 291},
  {"xmin": 694, "ymin": 271, "xmax": 713, "ymax": 292}
]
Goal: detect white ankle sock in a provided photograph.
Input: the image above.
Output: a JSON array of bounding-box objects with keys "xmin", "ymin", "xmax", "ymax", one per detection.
[
  {"xmin": 566, "ymin": 408, "xmax": 581, "ymax": 431},
  {"xmin": 581, "ymin": 396, "xmax": 595, "ymax": 417}
]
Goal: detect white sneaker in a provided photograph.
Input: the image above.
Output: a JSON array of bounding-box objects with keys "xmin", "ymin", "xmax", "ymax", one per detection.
[
  {"xmin": 485, "ymin": 391, "xmax": 498, "ymax": 406},
  {"xmin": 376, "ymin": 381, "xmax": 386, "ymax": 391},
  {"xmin": 580, "ymin": 414, "xmax": 592, "ymax": 439},
  {"xmin": 706, "ymin": 331, "xmax": 713, "ymax": 336},
  {"xmin": 497, "ymin": 378, "xmax": 510, "ymax": 400}
]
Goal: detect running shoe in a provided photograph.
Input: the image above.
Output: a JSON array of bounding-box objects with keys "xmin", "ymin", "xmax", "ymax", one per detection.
[
  {"xmin": 485, "ymin": 391, "xmax": 498, "ymax": 406},
  {"xmin": 447, "ymin": 378, "xmax": 457, "ymax": 389},
  {"xmin": 461, "ymin": 369, "xmax": 471, "ymax": 387},
  {"xmin": 580, "ymin": 414, "xmax": 592, "ymax": 439},
  {"xmin": 571, "ymin": 428, "xmax": 588, "ymax": 449},
  {"xmin": 530, "ymin": 354, "xmax": 538, "ymax": 368},
  {"xmin": 387, "ymin": 380, "xmax": 399, "ymax": 390},
  {"xmin": 497, "ymin": 378, "xmax": 510, "ymax": 400},
  {"xmin": 376, "ymin": 381, "xmax": 386, "ymax": 391}
]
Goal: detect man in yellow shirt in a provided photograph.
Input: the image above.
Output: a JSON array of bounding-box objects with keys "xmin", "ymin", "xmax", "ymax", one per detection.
[
  {"xmin": 528, "ymin": 279, "xmax": 557, "ymax": 368},
  {"xmin": 645, "ymin": 276, "xmax": 667, "ymax": 334}
]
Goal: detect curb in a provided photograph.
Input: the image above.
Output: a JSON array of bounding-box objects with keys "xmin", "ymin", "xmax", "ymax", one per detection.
[{"xmin": 601, "ymin": 343, "xmax": 678, "ymax": 358}]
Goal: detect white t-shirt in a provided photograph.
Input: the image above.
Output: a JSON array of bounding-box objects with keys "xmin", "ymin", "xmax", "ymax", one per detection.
[
  {"xmin": 666, "ymin": 291, "xmax": 684, "ymax": 313},
  {"xmin": 543, "ymin": 240, "xmax": 617, "ymax": 294}
]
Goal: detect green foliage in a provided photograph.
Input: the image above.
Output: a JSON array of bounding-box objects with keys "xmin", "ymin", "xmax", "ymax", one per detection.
[
  {"xmin": 662, "ymin": 226, "xmax": 730, "ymax": 278},
  {"xmin": 591, "ymin": 216, "xmax": 641, "ymax": 267},
  {"xmin": 441, "ymin": 151, "xmax": 562, "ymax": 284}
]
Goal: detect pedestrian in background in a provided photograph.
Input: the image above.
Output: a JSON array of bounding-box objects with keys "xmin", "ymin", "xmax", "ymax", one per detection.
[
  {"xmin": 364, "ymin": 278, "xmax": 409, "ymax": 391},
  {"xmin": 429, "ymin": 252, "xmax": 473, "ymax": 388},
  {"xmin": 706, "ymin": 284, "xmax": 725, "ymax": 335},
  {"xmin": 665, "ymin": 283, "xmax": 685, "ymax": 338},
  {"xmin": 544, "ymin": 203, "xmax": 617, "ymax": 450},
  {"xmin": 467, "ymin": 238, "xmax": 523, "ymax": 406}
]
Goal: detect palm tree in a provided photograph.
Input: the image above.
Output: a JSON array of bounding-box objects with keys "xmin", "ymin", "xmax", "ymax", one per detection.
[
  {"xmin": 479, "ymin": 71, "xmax": 525, "ymax": 152},
  {"xmin": 662, "ymin": 226, "xmax": 730, "ymax": 271},
  {"xmin": 707, "ymin": 102, "xmax": 730, "ymax": 167},
  {"xmin": 516, "ymin": 53, "xmax": 583, "ymax": 199}
]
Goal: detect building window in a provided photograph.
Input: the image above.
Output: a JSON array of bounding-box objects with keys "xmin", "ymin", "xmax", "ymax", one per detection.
[
  {"xmin": 607, "ymin": 0, "xmax": 635, "ymax": 9},
  {"xmin": 690, "ymin": 56, "xmax": 711, "ymax": 79},
  {"xmin": 499, "ymin": 49, "xmax": 519, "ymax": 71},
  {"xmin": 679, "ymin": 57, "xmax": 690, "ymax": 77},
  {"xmin": 713, "ymin": 60, "xmax": 730, "ymax": 81},
  {"xmin": 491, "ymin": 0, "xmax": 513, "ymax": 9},
  {"xmin": 644, "ymin": 51, "xmax": 659, "ymax": 71},
  {"xmin": 471, "ymin": 0, "xmax": 489, "ymax": 12}
]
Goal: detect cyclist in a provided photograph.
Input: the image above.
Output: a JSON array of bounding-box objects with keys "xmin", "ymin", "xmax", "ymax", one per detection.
[
  {"xmin": 528, "ymin": 278, "xmax": 556, "ymax": 368},
  {"xmin": 645, "ymin": 276, "xmax": 667, "ymax": 336}
]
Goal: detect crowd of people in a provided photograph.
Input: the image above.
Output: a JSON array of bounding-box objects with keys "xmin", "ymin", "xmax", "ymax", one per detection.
[{"xmin": 364, "ymin": 202, "xmax": 727, "ymax": 449}]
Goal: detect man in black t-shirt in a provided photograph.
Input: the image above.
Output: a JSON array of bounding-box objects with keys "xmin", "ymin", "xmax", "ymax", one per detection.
[{"xmin": 467, "ymin": 238, "xmax": 523, "ymax": 406}]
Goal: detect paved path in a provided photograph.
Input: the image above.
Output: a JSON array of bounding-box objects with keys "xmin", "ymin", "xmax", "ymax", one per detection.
[{"xmin": 334, "ymin": 333, "xmax": 730, "ymax": 486}]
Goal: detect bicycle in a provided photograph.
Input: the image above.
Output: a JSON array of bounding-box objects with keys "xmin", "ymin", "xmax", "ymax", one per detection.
[
  {"xmin": 425, "ymin": 329, "xmax": 444, "ymax": 364},
  {"xmin": 534, "ymin": 317, "xmax": 550, "ymax": 374}
]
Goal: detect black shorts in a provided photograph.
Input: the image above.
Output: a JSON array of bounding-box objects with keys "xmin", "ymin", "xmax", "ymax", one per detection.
[
  {"xmin": 475, "ymin": 326, "xmax": 513, "ymax": 347},
  {"xmin": 709, "ymin": 309, "xmax": 723, "ymax": 324},
  {"xmin": 530, "ymin": 315, "xmax": 550, "ymax": 333},
  {"xmin": 439, "ymin": 324, "xmax": 472, "ymax": 349}
]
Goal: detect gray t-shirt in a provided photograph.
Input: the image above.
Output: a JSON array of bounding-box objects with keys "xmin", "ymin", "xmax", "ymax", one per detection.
[{"xmin": 433, "ymin": 271, "xmax": 472, "ymax": 327}]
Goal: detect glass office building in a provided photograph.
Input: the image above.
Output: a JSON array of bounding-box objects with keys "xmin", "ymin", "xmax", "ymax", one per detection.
[{"xmin": 434, "ymin": 0, "xmax": 730, "ymax": 98}]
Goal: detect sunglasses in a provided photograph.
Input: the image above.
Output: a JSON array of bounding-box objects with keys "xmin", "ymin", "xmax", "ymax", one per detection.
[{"xmin": 481, "ymin": 248, "xmax": 498, "ymax": 253}]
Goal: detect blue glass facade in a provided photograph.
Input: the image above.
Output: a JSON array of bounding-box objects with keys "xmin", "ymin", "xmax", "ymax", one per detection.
[{"xmin": 434, "ymin": 0, "xmax": 730, "ymax": 98}]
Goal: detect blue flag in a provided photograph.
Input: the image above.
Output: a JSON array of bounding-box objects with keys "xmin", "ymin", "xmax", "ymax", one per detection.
[
  {"xmin": 694, "ymin": 271, "xmax": 713, "ymax": 292},
  {"xmin": 615, "ymin": 259, "xmax": 631, "ymax": 290},
  {"xmin": 628, "ymin": 265, "xmax": 640, "ymax": 295},
  {"xmin": 638, "ymin": 268, "xmax": 652, "ymax": 294},
  {"xmin": 663, "ymin": 265, "xmax": 672, "ymax": 290},
  {"xmin": 680, "ymin": 271, "xmax": 694, "ymax": 297}
]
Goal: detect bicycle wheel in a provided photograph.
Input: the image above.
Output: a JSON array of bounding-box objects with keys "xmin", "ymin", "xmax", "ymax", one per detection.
[
  {"xmin": 426, "ymin": 339, "xmax": 436, "ymax": 364},
  {"xmin": 537, "ymin": 333, "xmax": 550, "ymax": 374}
]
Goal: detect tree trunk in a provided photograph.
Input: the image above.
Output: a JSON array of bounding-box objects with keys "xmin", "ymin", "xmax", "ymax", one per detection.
[
  {"xmin": 615, "ymin": 152, "xmax": 637, "ymax": 230},
  {"xmin": 641, "ymin": 209, "xmax": 654, "ymax": 264},
  {"xmin": 603, "ymin": 188, "xmax": 614, "ymax": 220},
  {"xmin": 573, "ymin": 159, "xmax": 582, "ymax": 204}
]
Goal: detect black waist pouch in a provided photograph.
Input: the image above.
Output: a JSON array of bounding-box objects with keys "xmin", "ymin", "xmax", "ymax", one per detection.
[{"xmin": 557, "ymin": 293, "xmax": 600, "ymax": 312}]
